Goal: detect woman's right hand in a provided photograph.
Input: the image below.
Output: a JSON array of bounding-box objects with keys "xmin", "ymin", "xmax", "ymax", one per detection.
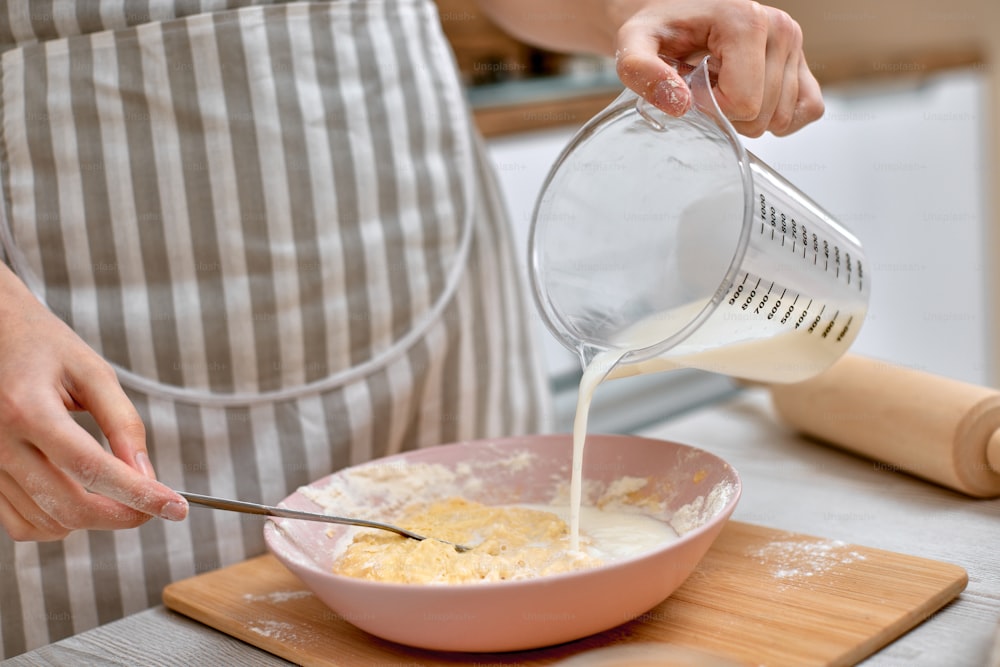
[
  {"xmin": 0, "ymin": 264, "xmax": 188, "ymax": 541},
  {"xmin": 612, "ymin": 0, "xmax": 825, "ymax": 137}
]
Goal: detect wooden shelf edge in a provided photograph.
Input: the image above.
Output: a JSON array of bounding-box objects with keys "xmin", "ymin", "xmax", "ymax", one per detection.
[{"xmin": 472, "ymin": 90, "xmax": 620, "ymax": 137}]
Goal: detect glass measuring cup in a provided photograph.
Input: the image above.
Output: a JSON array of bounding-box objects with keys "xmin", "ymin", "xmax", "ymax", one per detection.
[{"xmin": 528, "ymin": 56, "xmax": 870, "ymax": 383}]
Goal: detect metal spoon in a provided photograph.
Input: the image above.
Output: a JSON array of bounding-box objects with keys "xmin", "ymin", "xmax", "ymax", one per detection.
[{"xmin": 178, "ymin": 491, "xmax": 472, "ymax": 552}]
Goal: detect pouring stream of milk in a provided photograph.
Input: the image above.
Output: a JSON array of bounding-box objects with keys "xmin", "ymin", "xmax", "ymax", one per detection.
[
  {"xmin": 569, "ymin": 346, "xmax": 677, "ymax": 551},
  {"xmin": 570, "ymin": 351, "xmax": 621, "ymax": 551},
  {"xmin": 567, "ymin": 304, "xmax": 699, "ymax": 550}
]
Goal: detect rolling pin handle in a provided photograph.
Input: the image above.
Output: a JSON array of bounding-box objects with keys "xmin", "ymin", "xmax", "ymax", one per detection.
[{"xmin": 988, "ymin": 430, "xmax": 1000, "ymax": 474}]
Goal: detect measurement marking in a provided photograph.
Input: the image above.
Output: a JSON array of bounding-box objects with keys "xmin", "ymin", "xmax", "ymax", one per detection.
[
  {"xmin": 792, "ymin": 294, "xmax": 799, "ymax": 305},
  {"xmin": 780, "ymin": 288, "xmax": 787, "ymax": 299},
  {"xmin": 753, "ymin": 277, "xmax": 761, "ymax": 290},
  {"xmin": 836, "ymin": 315, "xmax": 854, "ymax": 342},
  {"xmin": 807, "ymin": 305, "xmax": 825, "ymax": 334},
  {"xmin": 794, "ymin": 298, "xmax": 813, "ymax": 329},
  {"xmin": 821, "ymin": 310, "xmax": 839, "ymax": 338},
  {"xmin": 818, "ymin": 304, "xmax": 827, "ymax": 316},
  {"xmin": 742, "ymin": 273, "xmax": 750, "ymax": 284},
  {"xmin": 767, "ymin": 282, "xmax": 775, "ymax": 294}
]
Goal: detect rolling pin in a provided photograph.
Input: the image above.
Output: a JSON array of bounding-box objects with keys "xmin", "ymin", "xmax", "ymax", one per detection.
[{"xmin": 766, "ymin": 354, "xmax": 1000, "ymax": 498}]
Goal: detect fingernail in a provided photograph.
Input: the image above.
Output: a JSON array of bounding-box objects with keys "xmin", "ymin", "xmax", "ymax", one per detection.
[
  {"xmin": 654, "ymin": 78, "xmax": 691, "ymax": 116},
  {"xmin": 135, "ymin": 452, "xmax": 156, "ymax": 479},
  {"xmin": 160, "ymin": 500, "xmax": 188, "ymax": 521}
]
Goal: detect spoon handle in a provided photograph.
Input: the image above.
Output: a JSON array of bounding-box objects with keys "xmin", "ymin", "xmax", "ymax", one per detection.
[{"xmin": 177, "ymin": 491, "xmax": 424, "ymax": 540}]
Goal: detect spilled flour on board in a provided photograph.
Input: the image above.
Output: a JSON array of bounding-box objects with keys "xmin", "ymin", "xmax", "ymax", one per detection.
[
  {"xmin": 243, "ymin": 590, "xmax": 313, "ymax": 604},
  {"xmin": 247, "ymin": 619, "xmax": 297, "ymax": 640},
  {"xmin": 751, "ymin": 538, "xmax": 867, "ymax": 585}
]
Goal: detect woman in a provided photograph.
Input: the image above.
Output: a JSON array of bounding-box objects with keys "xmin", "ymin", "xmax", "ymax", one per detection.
[{"xmin": 0, "ymin": 0, "xmax": 822, "ymax": 657}]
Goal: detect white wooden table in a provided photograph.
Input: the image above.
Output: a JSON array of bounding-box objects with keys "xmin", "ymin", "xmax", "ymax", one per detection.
[{"xmin": 5, "ymin": 389, "xmax": 1000, "ymax": 666}]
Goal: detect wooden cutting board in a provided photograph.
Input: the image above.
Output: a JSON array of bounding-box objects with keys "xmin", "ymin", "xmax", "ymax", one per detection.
[{"xmin": 163, "ymin": 521, "xmax": 967, "ymax": 666}]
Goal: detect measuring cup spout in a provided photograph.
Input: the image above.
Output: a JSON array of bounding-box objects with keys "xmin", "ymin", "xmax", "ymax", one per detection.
[{"xmin": 577, "ymin": 344, "xmax": 603, "ymax": 370}]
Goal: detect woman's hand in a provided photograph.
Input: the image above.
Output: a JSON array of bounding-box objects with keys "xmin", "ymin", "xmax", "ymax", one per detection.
[
  {"xmin": 612, "ymin": 0, "xmax": 825, "ymax": 136},
  {"xmin": 476, "ymin": 0, "xmax": 824, "ymax": 136},
  {"xmin": 0, "ymin": 265, "xmax": 187, "ymax": 541}
]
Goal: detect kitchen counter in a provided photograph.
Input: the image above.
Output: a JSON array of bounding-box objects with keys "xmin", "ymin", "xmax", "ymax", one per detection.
[{"xmin": 5, "ymin": 389, "xmax": 1000, "ymax": 666}]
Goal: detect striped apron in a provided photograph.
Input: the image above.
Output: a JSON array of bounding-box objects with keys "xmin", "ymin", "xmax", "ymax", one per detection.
[{"xmin": 0, "ymin": 0, "xmax": 552, "ymax": 657}]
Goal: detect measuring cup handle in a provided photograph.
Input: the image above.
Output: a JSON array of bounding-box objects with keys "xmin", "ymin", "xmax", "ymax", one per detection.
[
  {"xmin": 657, "ymin": 54, "xmax": 720, "ymax": 86},
  {"xmin": 635, "ymin": 55, "xmax": 725, "ymax": 130}
]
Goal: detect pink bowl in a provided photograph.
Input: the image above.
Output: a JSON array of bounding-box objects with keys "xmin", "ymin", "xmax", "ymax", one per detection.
[{"xmin": 264, "ymin": 433, "xmax": 740, "ymax": 652}]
